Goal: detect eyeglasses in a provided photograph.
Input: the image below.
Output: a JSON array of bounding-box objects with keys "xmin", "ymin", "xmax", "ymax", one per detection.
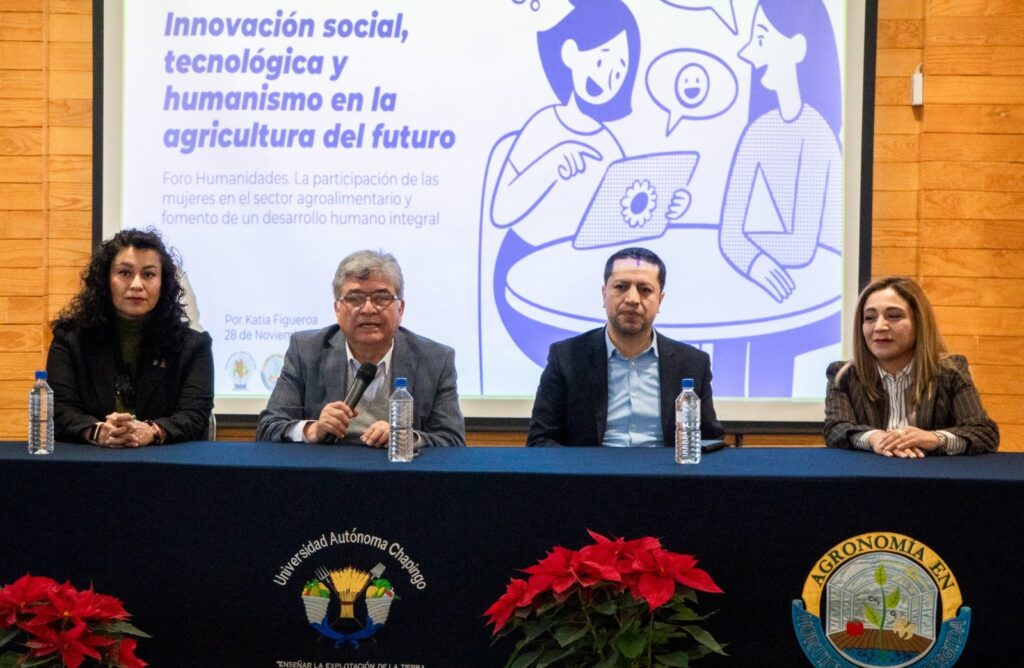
[{"xmin": 338, "ymin": 291, "xmax": 399, "ymax": 310}]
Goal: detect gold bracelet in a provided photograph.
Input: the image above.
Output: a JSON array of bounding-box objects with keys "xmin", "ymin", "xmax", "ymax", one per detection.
[{"xmin": 145, "ymin": 420, "xmax": 166, "ymax": 445}]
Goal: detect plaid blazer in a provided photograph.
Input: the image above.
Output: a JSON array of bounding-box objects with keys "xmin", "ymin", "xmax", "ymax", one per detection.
[{"xmin": 823, "ymin": 355, "xmax": 999, "ymax": 454}]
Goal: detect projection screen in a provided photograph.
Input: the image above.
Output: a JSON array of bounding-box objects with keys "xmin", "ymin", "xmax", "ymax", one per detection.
[{"xmin": 99, "ymin": 0, "xmax": 874, "ymax": 422}]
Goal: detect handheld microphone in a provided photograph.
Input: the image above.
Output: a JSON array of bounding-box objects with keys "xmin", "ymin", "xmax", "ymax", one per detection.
[{"xmin": 322, "ymin": 362, "xmax": 378, "ymax": 444}]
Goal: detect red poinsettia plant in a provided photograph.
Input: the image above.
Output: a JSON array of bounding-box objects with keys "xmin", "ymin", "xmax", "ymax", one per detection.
[
  {"xmin": 0, "ymin": 574, "xmax": 149, "ymax": 668},
  {"xmin": 485, "ymin": 531, "xmax": 726, "ymax": 668}
]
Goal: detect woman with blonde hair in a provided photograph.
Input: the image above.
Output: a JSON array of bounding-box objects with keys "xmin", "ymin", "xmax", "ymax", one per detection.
[{"xmin": 824, "ymin": 276, "xmax": 998, "ymax": 456}]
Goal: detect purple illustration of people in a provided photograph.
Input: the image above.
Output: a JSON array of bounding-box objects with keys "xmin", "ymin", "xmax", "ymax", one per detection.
[{"xmin": 478, "ymin": 0, "xmax": 844, "ymax": 399}]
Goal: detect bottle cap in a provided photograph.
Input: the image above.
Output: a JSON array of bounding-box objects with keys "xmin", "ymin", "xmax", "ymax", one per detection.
[
  {"xmin": 681, "ymin": 378, "xmax": 694, "ymax": 390},
  {"xmin": 35, "ymin": 370, "xmax": 47, "ymax": 380},
  {"xmin": 394, "ymin": 377, "xmax": 408, "ymax": 388}
]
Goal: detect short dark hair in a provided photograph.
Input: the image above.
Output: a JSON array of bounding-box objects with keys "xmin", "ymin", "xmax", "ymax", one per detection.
[{"xmin": 603, "ymin": 247, "xmax": 666, "ymax": 289}]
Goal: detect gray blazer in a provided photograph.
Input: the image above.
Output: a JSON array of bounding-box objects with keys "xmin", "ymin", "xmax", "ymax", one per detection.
[{"xmin": 256, "ymin": 325, "xmax": 466, "ymax": 446}]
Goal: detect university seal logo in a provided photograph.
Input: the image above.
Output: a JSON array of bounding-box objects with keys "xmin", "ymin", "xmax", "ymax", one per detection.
[
  {"xmin": 274, "ymin": 530, "xmax": 428, "ymax": 653},
  {"xmin": 792, "ymin": 532, "xmax": 970, "ymax": 667},
  {"xmin": 301, "ymin": 562, "xmax": 397, "ymax": 648}
]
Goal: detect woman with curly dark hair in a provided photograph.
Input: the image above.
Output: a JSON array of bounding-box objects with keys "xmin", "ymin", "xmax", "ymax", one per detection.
[{"xmin": 47, "ymin": 228, "xmax": 214, "ymax": 445}]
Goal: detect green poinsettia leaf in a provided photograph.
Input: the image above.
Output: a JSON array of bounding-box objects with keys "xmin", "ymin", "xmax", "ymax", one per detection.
[
  {"xmin": 864, "ymin": 605, "xmax": 882, "ymax": 628},
  {"xmin": 507, "ymin": 649, "xmax": 542, "ymax": 668},
  {"xmin": 19, "ymin": 657, "xmax": 55, "ymax": 667},
  {"xmin": 591, "ymin": 599, "xmax": 617, "ymax": 615},
  {"xmin": 885, "ymin": 588, "xmax": 901, "ymax": 609},
  {"xmin": 682, "ymin": 625, "xmax": 727, "ymax": 655},
  {"xmin": 503, "ymin": 636, "xmax": 531, "ymax": 667},
  {"xmin": 0, "ymin": 651, "xmax": 22, "ymax": 668},
  {"xmin": 668, "ymin": 605, "xmax": 713, "ymax": 622},
  {"xmin": 522, "ymin": 618, "xmax": 555, "ymax": 643},
  {"xmin": 593, "ymin": 650, "xmax": 621, "ymax": 668},
  {"xmin": 94, "ymin": 620, "xmax": 152, "ymax": 638},
  {"xmin": 535, "ymin": 599, "xmax": 559, "ymax": 616},
  {"xmin": 615, "ymin": 630, "xmax": 647, "ymax": 659},
  {"xmin": 875, "ymin": 564, "xmax": 887, "ymax": 586},
  {"xmin": 536, "ymin": 647, "xmax": 574, "ymax": 668},
  {"xmin": 649, "ymin": 624, "xmax": 673, "ymax": 645},
  {"xmin": 0, "ymin": 629, "xmax": 18, "ymax": 649},
  {"xmin": 655, "ymin": 651, "xmax": 690, "ymax": 667},
  {"xmin": 552, "ymin": 625, "xmax": 588, "ymax": 648},
  {"xmin": 686, "ymin": 644, "xmax": 714, "ymax": 661}
]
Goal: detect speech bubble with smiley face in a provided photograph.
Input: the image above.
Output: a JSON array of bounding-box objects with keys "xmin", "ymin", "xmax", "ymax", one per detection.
[{"xmin": 646, "ymin": 49, "xmax": 738, "ymax": 135}]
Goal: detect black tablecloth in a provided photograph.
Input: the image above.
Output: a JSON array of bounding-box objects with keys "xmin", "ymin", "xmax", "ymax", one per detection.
[{"xmin": 0, "ymin": 442, "xmax": 1019, "ymax": 666}]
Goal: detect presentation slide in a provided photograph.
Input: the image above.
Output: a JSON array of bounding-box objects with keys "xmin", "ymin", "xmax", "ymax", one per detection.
[{"xmin": 105, "ymin": 0, "xmax": 866, "ymax": 419}]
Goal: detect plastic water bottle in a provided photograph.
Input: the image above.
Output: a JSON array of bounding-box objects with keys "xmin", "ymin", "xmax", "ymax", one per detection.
[
  {"xmin": 388, "ymin": 377, "xmax": 414, "ymax": 462},
  {"xmin": 28, "ymin": 370, "xmax": 54, "ymax": 455},
  {"xmin": 675, "ymin": 378, "xmax": 700, "ymax": 464}
]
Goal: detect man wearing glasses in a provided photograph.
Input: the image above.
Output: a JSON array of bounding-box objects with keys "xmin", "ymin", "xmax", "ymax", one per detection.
[{"xmin": 256, "ymin": 250, "xmax": 466, "ymax": 447}]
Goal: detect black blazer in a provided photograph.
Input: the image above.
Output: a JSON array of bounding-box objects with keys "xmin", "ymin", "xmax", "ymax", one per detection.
[
  {"xmin": 527, "ymin": 328, "xmax": 724, "ymax": 446},
  {"xmin": 46, "ymin": 326, "xmax": 214, "ymax": 443}
]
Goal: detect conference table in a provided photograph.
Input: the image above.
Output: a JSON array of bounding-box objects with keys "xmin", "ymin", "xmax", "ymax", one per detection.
[{"xmin": 0, "ymin": 442, "xmax": 1019, "ymax": 666}]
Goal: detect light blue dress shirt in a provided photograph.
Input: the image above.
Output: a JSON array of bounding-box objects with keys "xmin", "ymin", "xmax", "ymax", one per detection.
[{"xmin": 602, "ymin": 328, "xmax": 663, "ymax": 448}]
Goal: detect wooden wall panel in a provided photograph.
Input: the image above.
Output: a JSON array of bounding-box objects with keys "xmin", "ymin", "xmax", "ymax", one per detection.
[
  {"xmin": 877, "ymin": 20, "xmax": 924, "ymax": 48},
  {"xmin": 47, "ymin": 14, "xmax": 89, "ymax": 42},
  {"xmin": 47, "ymin": 209, "xmax": 89, "ymax": 238},
  {"xmin": 875, "ymin": 48, "xmax": 922, "ymax": 77},
  {"xmin": 920, "ymin": 191, "xmax": 1024, "ymax": 220},
  {"xmin": 0, "ymin": 267, "xmax": 44, "ymax": 297},
  {"xmin": 0, "ymin": 13, "xmax": 44, "ymax": 41},
  {"xmin": 872, "ymin": 219, "xmax": 918, "ymax": 247},
  {"xmin": 924, "ymin": 105, "xmax": 1024, "ymax": 134},
  {"xmin": 0, "ymin": 99, "xmax": 45, "ymax": 126},
  {"xmin": 0, "ymin": 128, "xmax": 43, "ymax": 155},
  {"xmin": 0, "ymin": 41, "xmax": 43, "ymax": 69},
  {"xmin": 926, "ymin": 17, "xmax": 1024, "ymax": 46},
  {"xmin": 920, "ymin": 133, "xmax": 1024, "ymax": 162},
  {"xmin": 0, "ymin": 156, "xmax": 44, "ymax": 181},
  {"xmin": 920, "ymin": 163, "xmax": 1024, "ymax": 191},
  {"xmin": 0, "ymin": 352, "xmax": 41, "ymax": 379},
  {"xmin": 0, "ymin": 210, "xmax": 45, "ymax": 238},
  {"xmin": 49, "ymin": 1, "xmax": 91, "ymax": 14},
  {"xmin": 0, "ymin": 2, "xmax": 47, "ymax": 440},
  {"xmin": 922, "ymin": 276, "xmax": 1024, "ymax": 307},
  {"xmin": 926, "ymin": 46, "xmax": 1024, "ymax": 75},
  {"xmin": 926, "ymin": 76, "xmax": 1024, "ymax": 105},
  {"xmin": 873, "ymin": 163, "xmax": 919, "ymax": 191},
  {"xmin": 879, "ymin": 0, "xmax": 924, "ymax": 20},
  {"xmin": 0, "ymin": 70, "xmax": 45, "ymax": 98}
]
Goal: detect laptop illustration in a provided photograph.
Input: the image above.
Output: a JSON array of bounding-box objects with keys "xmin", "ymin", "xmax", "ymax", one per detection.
[{"xmin": 573, "ymin": 151, "xmax": 699, "ymax": 250}]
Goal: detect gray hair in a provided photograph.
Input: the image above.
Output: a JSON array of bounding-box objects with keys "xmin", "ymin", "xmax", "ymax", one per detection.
[{"xmin": 332, "ymin": 250, "xmax": 405, "ymax": 299}]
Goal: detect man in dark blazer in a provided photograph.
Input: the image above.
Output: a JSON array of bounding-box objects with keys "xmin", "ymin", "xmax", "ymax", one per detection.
[
  {"xmin": 527, "ymin": 247, "xmax": 723, "ymax": 447},
  {"xmin": 256, "ymin": 250, "xmax": 465, "ymax": 447}
]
